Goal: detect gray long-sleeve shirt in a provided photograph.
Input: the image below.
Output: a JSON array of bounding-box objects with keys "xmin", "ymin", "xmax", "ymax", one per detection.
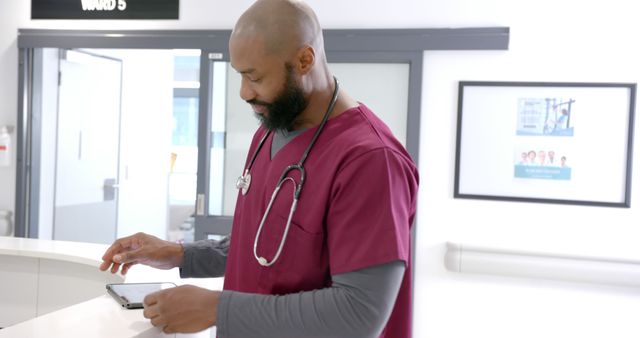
[{"xmin": 181, "ymin": 238, "xmax": 405, "ymax": 338}]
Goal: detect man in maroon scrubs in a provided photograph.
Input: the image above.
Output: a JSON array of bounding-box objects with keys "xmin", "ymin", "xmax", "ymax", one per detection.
[{"xmin": 100, "ymin": 1, "xmax": 419, "ymax": 337}]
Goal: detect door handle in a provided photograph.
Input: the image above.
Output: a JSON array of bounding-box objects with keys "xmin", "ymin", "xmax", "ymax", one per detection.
[{"xmin": 103, "ymin": 178, "xmax": 119, "ymax": 201}]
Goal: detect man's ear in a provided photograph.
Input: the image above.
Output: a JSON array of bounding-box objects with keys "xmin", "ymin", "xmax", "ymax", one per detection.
[{"xmin": 295, "ymin": 45, "xmax": 315, "ymax": 75}]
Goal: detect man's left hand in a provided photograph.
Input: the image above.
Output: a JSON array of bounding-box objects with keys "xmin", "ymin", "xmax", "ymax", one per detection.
[{"xmin": 143, "ymin": 285, "xmax": 220, "ymax": 333}]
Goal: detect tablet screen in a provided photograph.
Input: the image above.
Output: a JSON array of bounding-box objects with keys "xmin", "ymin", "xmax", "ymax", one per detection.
[{"xmin": 106, "ymin": 282, "xmax": 176, "ymax": 309}]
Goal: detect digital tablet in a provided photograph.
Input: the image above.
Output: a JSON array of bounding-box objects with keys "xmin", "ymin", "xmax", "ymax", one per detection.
[{"xmin": 106, "ymin": 282, "xmax": 176, "ymax": 309}]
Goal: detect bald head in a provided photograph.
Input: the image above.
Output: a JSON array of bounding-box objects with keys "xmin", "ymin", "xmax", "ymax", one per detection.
[
  {"xmin": 229, "ymin": 1, "xmax": 348, "ymax": 131},
  {"xmin": 231, "ymin": 0, "xmax": 324, "ymax": 58}
]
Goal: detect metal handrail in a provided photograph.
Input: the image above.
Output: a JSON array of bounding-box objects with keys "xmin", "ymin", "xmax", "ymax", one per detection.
[{"xmin": 445, "ymin": 242, "xmax": 640, "ymax": 288}]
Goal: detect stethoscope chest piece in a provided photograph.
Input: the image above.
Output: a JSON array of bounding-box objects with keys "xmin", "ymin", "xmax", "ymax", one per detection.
[{"xmin": 236, "ymin": 169, "xmax": 251, "ymax": 195}]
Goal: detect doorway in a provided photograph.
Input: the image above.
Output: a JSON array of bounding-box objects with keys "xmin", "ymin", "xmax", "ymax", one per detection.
[
  {"xmin": 31, "ymin": 47, "xmax": 200, "ymax": 244},
  {"xmin": 54, "ymin": 49, "xmax": 122, "ymax": 243}
]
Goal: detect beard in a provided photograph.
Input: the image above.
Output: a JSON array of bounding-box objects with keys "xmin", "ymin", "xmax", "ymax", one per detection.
[{"xmin": 249, "ymin": 63, "xmax": 308, "ymax": 131}]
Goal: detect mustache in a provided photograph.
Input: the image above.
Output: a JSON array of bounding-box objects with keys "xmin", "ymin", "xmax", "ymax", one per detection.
[{"xmin": 247, "ymin": 99, "xmax": 271, "ymax": 107}]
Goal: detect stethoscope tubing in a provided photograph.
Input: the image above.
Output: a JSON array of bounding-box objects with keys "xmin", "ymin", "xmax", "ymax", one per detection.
[
  {"xmin": 253, "ymin": 177, "xmax": 298, "ymax": 267},
  {"xmin": 243, "ymin": 77, "xmax": 340, "ymax": 267}
]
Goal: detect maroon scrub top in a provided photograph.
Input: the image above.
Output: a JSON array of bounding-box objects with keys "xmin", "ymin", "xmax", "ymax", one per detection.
[{"xmin": 224, "ymin": 104, "xmax": 419, "ymax": 338}]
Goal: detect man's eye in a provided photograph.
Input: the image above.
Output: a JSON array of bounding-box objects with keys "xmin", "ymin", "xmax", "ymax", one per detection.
[{"xmin": 249, "ymin": 77, "xmax": 261, "ymax": 83}]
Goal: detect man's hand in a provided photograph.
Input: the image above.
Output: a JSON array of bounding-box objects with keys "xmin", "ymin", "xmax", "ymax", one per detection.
[
  {"xmin": 143, "ymin": 285, "xmax": 220, "ymax": 333},
  {"xmin": 99, "ymin": 232, "xmax": 184, "ymax": 275}
]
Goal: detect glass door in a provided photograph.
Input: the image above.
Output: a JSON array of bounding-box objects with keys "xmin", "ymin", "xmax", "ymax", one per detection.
[
  {"xmin": 54, "ymin": 50, "xmax": 122, "ymax": 244},
  {"xmin": 194, "ymin": 53, "xmax": 253, "ymax": 240},
  {"xmin": 20, "ymin": 46, "xmax": 200, "ymax": 243},
  {"xmin": 194, "ymin": 56, "xmax": 413, "ymax": 240}
]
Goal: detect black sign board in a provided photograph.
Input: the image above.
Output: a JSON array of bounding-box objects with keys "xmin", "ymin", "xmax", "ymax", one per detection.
[{"xmin": 32, "ymin": 0, "xmax": 179, "ymax": 19}]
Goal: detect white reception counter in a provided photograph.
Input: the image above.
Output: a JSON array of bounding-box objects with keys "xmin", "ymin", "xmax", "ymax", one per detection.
[{"xmin": 0, "ymin": 237, "xmax": 222, "ymax": 338}]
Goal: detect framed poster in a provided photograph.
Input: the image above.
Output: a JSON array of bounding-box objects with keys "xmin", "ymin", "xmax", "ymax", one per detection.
[{"xmin": 454, "ymin": 81, "xmax": 636, "ymax": 207}]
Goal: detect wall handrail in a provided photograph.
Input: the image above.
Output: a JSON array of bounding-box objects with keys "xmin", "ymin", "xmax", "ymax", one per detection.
[{"xmin": 445, "ymin": 242, "xmax": 640, "ymax": 288}]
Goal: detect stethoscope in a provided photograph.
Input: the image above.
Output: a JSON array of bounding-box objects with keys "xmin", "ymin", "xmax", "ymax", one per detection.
[{"xmin": 236, "ymin": 77, "xmax": 340, "ymax": 267}]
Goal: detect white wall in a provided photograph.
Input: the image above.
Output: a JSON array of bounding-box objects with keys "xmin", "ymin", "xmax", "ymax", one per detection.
[
  {"xmin": 414, "ymin": 1, "xmax": 640, "ymax": 336},
  {"xmin": 0, "ymin": 1, "xmax": 21, "ymax": 214},
  {"xmin": 1, "ymin": 0, "xmax": 640, "ymax": 337}
]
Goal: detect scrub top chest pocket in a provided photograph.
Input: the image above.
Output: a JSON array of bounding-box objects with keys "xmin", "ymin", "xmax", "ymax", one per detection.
[{"xmin": 257, "ymin": 212, "xmax": 329, "ymax": 295}]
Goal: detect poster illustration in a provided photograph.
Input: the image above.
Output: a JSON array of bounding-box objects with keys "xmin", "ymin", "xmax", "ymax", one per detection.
[
  {"xmin": 514, "ymin": 96, "xmax": 575, "ymax": 180},
  {"xmin": 516, "ymin": 97, "xmax": 575, "ymax": 136},
  {"xmin": 514, "ymin": 148, "xmax": 571, "ymax": 180}
]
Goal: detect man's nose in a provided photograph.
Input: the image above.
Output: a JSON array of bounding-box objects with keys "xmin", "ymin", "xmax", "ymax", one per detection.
[{"xmin": 239, "ymin": 78, "xmax": 256, "ymax": 102}]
